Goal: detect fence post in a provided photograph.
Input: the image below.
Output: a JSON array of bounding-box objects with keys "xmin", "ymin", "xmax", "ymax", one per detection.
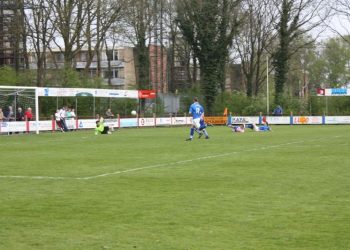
[
  {"xmin": 51, "ymin": 115, "xmax": 56, "ymax": 132},
  {"xmin": 259, "ymin": 112, "xmax": 262, "ymax": 125},
  {"xmin": 290, "ymin": 111, "xmax": 294, "ymax": 125},
  {"xmin": 322, "ymin": 112, "xmax": 326, "ymax": 125},
  {"xmin": 25, "ymin": 116, "xmax": 30, "ymax": 133},
  {"xmin": 117, "ymin": 114, "xmax": 120, "ymax": 129}
]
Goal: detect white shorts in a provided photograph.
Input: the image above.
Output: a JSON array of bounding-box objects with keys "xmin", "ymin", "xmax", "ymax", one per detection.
[{"xmin": 192, "ymin": 118, "xmax": 201, "ymax": 129}]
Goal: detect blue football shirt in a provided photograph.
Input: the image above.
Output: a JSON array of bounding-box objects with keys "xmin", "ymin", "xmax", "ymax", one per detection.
[{"xmin": 189, "ymin": 102, "xmax": 204, "ymax": 119}]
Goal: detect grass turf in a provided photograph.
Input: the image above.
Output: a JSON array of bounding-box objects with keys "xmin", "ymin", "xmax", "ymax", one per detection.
[{"xmin": 0, "ymin": 125, "xmax": 349, "ymax": 249}]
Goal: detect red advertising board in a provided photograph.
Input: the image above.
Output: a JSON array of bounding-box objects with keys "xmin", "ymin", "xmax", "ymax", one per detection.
[{"xmin": 138, "ymin": 90, "xmax": 156, "ymax": 99}]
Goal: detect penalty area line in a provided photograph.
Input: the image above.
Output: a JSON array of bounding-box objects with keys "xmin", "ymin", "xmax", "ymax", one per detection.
[{"xmin": 0, "ymin": 136, "xmax": 339, "ymax": 181}]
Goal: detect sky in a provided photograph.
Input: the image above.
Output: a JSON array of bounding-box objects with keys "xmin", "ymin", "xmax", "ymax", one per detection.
[{"xmin": 312, "ymin": 14, "xmax": 350, "ymax": 42}]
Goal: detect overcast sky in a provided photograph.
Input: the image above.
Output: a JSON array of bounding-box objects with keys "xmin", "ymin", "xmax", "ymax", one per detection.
[{"xmin": 313, "ymin": 14, "xmax": 350, "ymax": 42}]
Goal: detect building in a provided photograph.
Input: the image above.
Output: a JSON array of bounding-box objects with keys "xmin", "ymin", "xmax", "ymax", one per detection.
[
  {"xmin": 28, "ymin": 47, "xmax": 138, "ymax": 89},
  {"xmin": 28, "ymin": 45, "xmax": 171, "ymax": 92},
  {"xmin": 149, "ymin": 44, "xmax": 167, "ymax": 93},
  {"xmin": 0, "ymin": 0, "xmax": 25, "ymax": 69}
]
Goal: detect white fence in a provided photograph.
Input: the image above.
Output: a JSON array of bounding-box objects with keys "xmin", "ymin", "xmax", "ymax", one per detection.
[
  {"xmin": 1, "ymin": 115, "xmax": 350, "ymax": 134},
  {"xmin": 0, "ymin": 116, "xmax": 192, "ymax": 133}
]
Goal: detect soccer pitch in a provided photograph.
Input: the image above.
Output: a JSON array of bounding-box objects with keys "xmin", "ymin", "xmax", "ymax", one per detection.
[{"xmin": 1, "ymin": 125, "xmax": 349, "ymax": 249}]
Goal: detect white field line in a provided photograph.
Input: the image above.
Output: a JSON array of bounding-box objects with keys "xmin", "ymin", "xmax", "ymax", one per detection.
[{"xmin": 0, "ymin": 136, "xmax": 341, "ymax": 181}]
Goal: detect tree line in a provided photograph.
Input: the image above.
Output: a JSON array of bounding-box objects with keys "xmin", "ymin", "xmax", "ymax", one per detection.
[{"xmin": 2, "ymin": 0, "xmax": 350, "ymax": 114}]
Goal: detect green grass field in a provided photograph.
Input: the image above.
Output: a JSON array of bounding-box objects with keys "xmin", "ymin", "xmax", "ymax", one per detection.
[{"xmin": 1, "ymin": 125, "xmax": 350, "ymax": 249}]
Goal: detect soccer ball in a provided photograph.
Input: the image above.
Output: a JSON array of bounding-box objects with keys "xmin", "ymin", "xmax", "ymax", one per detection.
[{"xmin": 131, "ymin": 110, "xmax": 137, "ymax": 116}]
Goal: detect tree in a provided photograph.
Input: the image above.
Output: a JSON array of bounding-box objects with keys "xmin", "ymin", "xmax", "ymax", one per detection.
[
  {"xmin": 120, "ymin": 0, "xmax": 154, "ymax": 90},
  {"xmin": 25, "ymin": 0, "xmax": 54, "ymax": 86},
  {"xmin": 47, "ymin": 0, "xmax": 93, "ymax": 86},
  {"xmin": 322, "ymin": 37, "xmax": 350, "ymax": 87},
  {"xmin": 176, "ymin": 0, "xmax": 242, "ymax": 113},
  {"xmin": 233, "ymin": 0, "xmax": 276, "ymax": 97},
  {"xmin": 83, "ymin": 0, "xmax": 124, "ymax": 78},
  {"xmin": 331, "ymin": 0, "xmax": 350, "ymax": 44},
  {"xmin": 272, "ymin": 0, "xmax": 329, "ymax": 105}
]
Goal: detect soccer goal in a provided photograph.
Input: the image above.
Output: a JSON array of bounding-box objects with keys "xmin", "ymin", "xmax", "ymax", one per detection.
[{"xmin": 0, "ymin": 86, "xmax": 39, "ymax": 133}]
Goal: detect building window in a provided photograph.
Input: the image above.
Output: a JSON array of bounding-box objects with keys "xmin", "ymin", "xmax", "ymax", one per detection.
[
  {"xmin": 80, "ymin": 52, "xmax": 87, "ymax": 62},
  {"xmin": 54, "ymin": 53, "xmax": 64, "ymax": 62},
  {"xmin": 106, "ymin": 50, "xmax": 118, "ymax": 61},
  {"xmin": 103, "ymin": 70, "xmax": 113, "ymax": 79}
]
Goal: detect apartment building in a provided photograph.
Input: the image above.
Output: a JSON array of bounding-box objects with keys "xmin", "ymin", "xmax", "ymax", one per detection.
[
  {"xmin": 0, "ymin": 0, "xmax": 25, "ymax": 69},
  {"xmin": 29, "ymin": 47, "xmax": 137, "ymax": 89}
]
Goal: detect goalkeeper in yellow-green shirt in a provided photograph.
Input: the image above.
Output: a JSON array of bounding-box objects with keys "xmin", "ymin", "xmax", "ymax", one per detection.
[{"xmin": 95, "ymin": 117, "xmax": 111, "ymax": 135}]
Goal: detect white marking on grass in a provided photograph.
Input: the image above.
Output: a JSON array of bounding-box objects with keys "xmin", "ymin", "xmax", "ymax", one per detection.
[{"xmin": 0, "ymin": 136, "xmax": 342, "ymax": 181}]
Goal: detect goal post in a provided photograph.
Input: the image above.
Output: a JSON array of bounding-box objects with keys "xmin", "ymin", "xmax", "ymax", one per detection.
[
  {"xmin": 0, "ymin": 86, "xmax": 40, "ymax": 134},
  {"xmin": 0, "ymin": 86, "xmax": 143, "ymax": 134}
]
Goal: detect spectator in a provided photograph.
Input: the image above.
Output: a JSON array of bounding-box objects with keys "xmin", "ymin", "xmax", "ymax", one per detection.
[
  {"xmin": 66, "ymin": 108, "xmax": 72, "ymax": 120},
  {"xmin": 24, "ymin": 107, "xmax": 33, "ymax": 121},
  {"xmin": 70, "ymin": 108, "xmax": 76, "ymax": 120},
  {"xmin": 273, "ymin": 105, "xmax": 283, "ymax": 116},
  {"xmin": 66, "ymin": 108, "xmax": 77, "ymax": 131},
  {"xmin": 0, "ymin": 108, "xmax": 4, "ymax": 122},
  {"xmin": 105, "ymin": 108, "xmax": 115, "ymax": 119},
  {"xmin": 4, "ymin": 106, "xmax": 14, "ymax": 121},
  {"xmin": 59, "ymin": 107, "xmax": 68, "ymax": 131},
  {"xmin": 55, "ymin": 109, "xmax": 64, "ymax": 132},
  {"xmin": 16, "ymin": 107, "xmax": 25, "ymax": 121}
]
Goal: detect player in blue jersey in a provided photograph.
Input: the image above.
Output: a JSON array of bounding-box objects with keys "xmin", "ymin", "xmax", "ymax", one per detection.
[
  {"xmin": 228, "ymin": 124, "xmax": 245, "ymax": 133},
  {"xmin": 197, "ymin": 118, "xmax": 212, "ymax": 138},
  {"xmin": 186, "ymin": 97, "xmax": 209, "ymax": 141},
  {"xmin": 250, "ymin": 123, "xmax": 272, "ymax": 132}
]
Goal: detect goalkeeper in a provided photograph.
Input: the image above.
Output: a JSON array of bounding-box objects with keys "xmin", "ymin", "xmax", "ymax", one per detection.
[{"xmin": 95, "ymin": 117, "xmax": 111, "ymax": 135}]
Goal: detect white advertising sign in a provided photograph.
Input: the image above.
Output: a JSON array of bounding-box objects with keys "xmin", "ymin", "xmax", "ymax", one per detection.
[
  {"xmin": 139, "ymin": 118, "xmax": 156, "ymax": 127},
  {"xmin": 325, "ymin": 116, "xmax": 350, "ymax": 124},
  {"xmin": 266, "ymin": 116, "xmax": 290, "ymax": 124},
  {"xmin": 320, "ymin": 88, "xmax": 350, "ymax": 96},
  {"xmin": 0, "ymin": 121, "xmax": 26, "ymax": 132},
  {"xmin": 293, "ymin": 116, "xmax": 323, "ymax": 125},
  {"xmin": 231, "ymin": 116, "xmax": 259, "ymax": 124},
  {"xmin": 172, "ymin": 117, "xmax": 187, "ymax": 125},
  {"xmin": 156, "ymin": 117, "xmax": 172, "ymax": 125},
  {"xmin": 37, "ymin": 87, "xmax": 138, "ymax": 99}
]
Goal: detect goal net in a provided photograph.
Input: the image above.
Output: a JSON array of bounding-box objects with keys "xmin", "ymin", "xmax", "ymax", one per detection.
[
  {"xmin": 0, "ymin": 86, "xmax": 39, "ymax": 133},
  {"xmin": 0, "ymin": 87, "xmax": 36, "ymax": 118}
]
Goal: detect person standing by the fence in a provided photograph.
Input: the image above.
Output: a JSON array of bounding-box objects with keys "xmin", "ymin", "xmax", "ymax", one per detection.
[
  {"xmin": 105, "ymin": 108, "xmax": 115, "ymax": 119},
  {"xmin": 25, "ymin": 107, "xmax": 33, "ymax": 121}
]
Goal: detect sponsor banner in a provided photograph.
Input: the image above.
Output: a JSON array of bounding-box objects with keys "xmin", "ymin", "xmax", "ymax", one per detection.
[
  {"xmin": 317, "ymin": 88, "xmax": 350, "ymax": 96},
  {"xmin": 104, "ymin": 119, "xmax": 119, "ymax": 128},
  {"xmin": 265, "ymin": 116, "xmax": 290, "ymax": 124},
  {"xmin": 78, "ymin": 119, "xmax": 97, "ymax": 129},
  {"xmin": 205, "ymin": 116, "xmax": 227, "ymax": 125},
  {"xmin": 156, "ymin": 117, "xmax": 172, "ymax": 125},
  {"xmin": 0, "ymin": 121, "xmax": 26, "ymax": 132},
  {"xmin": 172, "ymin": 117, "xmax": 187, "ymax": 125},
  {"xmin": 138, "ymin": 90, "xmax": 156, "ymax": 99},
  {"xmin": 120, "ymin": 118, "xmax": 138, "ymax": 127},
  {"xmin": 30, "ymin": 121, "xmax": 52, "ymax": 131},
  {"xmin": 231, "ymin": 116, "xmax": 259, "ymax": 124},
  {"xmin": 325, "ymin": 116, "xmax": 350, "ymax": 124},
  {"xmin": 37, "ymin": 87, "xmax": 138, "ymax": 98},
  {"xmin": 2, "ymin": 116, "xmax": 350, "ymax": 134},
  {"xmin": 66, "ymin": 119, "xmax": 77, "ymax": 130},
  {"xmin": 0, "ymin": 122, "xmax": 8, "ymax": 132},
  {"xmin": 139, "ymin": 117, "xmax": 156, "ymax": 127},
  {"xmin": 293, "ymin": 116, "xmax": 323, "ymax": 125}
]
